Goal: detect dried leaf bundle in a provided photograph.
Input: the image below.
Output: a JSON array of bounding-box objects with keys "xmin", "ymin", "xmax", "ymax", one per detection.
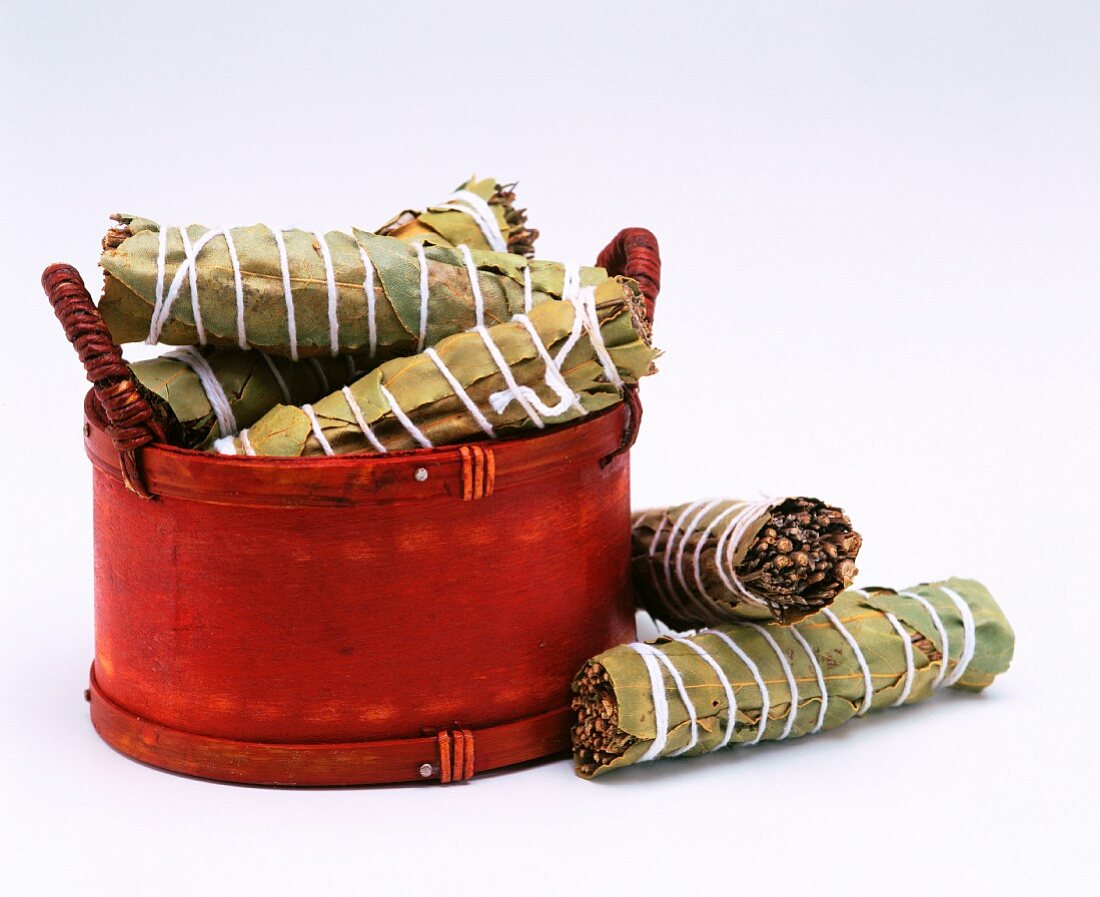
[
  {"xmin": 212, "ymin": 277, "xmax": 656, "ymax": 456},
  {"xmin": 632, "ymin": 497, "xmax": 863, "ymax": 626},
  {"xmin": 572, "ymin": 578, "xmax": 1014, "ymax": 778}
]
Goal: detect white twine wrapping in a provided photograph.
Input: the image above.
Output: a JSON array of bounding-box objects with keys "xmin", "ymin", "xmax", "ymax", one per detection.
[
  {"xmin": 746, "ymin": 622, "xmax": 800, "ymax": 740},
  {"xmin": 222, "ymin": 226, "xmax": 247, "ymax": 349},
  {"xmin": 269, "ymin": 227, "xmax": 299, "ymax": 361},
  {"xmin": 358, "ymin": 244, "xmax": 378, "ymax": 358},
  {"xmin": 425, "ymin": 347, "xmax": 496, "ymax": 438},
  {"xmin": 630, "ymin": 643, "xmax": 671, "ymax": 763},
  {"xmin": 165, "ymin": 346, "xmax": 237, "ymax": 437},
  {"xmin": 310, "ymin": 230, "xmax": 340, "ymax": 356},
  {"xmin": 436, "ymin": 190, "xmax": 508, "ymax": 253},
  {"xmin": 789, "ymin": 624, "xmax": 829, "ymax": 733},
  {"xmin": 378, "ymin": 384, "xmax": 433, "ymax": 449},
  {"xmin": 150, "ymin": 226, "xmax": 223, "ymax": 345},
  {"xmin": 938, "ymin": 585, "xmax": 977, "ymax": 687},
  {"xmin": 705, "ymin": 627, "xmax": 771, "ymax": 745},
  {"xmin": 899, "ymin": 590, "xmax": 951, "ymax": 687},
  {"xmin": 884, "ymin": 611, "xmax": 916, "ymax": 706},
  {"xmin": 821, "ymin": 608, "xmax": 874, "ymax": 716},
  {"xmin": 302, "ymin": 402, "xmax": 334, "ymax": 456},
  {"xmin": 671, "ymin": 635, "xmax": 739, "ymax": 751},
  {"xmin": 416, "ymin": 242, "xmax": 431, "ymax": 352},
  {"xmin": 258, "ymin": 352, "xmax": 292, "ymax": 404},
  {"xmin": 341, "ymin": 386, "xmax": 388, "ymax": 453}
]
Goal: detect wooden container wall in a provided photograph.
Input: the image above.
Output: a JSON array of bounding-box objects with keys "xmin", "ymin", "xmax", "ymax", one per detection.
[{"xmin": 46, "ymin": 228, "xmax": 661, "ymax": 786}]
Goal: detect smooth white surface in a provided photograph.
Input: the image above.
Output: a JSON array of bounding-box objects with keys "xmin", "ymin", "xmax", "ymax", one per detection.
[{"xmin": 1, "ymin": 2, "xmax": 1096, "ymax": 894}]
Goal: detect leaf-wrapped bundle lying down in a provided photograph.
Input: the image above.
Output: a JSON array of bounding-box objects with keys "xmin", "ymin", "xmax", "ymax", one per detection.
[
  {"xmin": 118, "ymin": 184, "xmax": 525, "ymax": 449},
  {"xmin": 631, "ymin": 498, "xmax": 863, "ymax": 627},
  {"xmin": 212, "ymin": 278, "xmax": 656, "ymax": 457},
  {"xmin": 377, "ymin": 176, "xmax": 538, "ymax": 257},
  {"xmin": 572, "ymin": 578, "xmax": 1014, "ymax": 778},
  {"xmin": 100, "ymin": 198, "xmax": 584, "ymax": 361},
  {"xmin": 131, "ymin": 348, "xmax": 365, "ymax": 450}
]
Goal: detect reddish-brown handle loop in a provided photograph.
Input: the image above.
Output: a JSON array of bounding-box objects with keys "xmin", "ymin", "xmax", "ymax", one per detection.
[
  {"xmin": 43, "ymin": 263, "xmax": 163, "ymax": 498},
  {"xmin": 596, "ymin": 228, "xmax": 660, "ymax": 465},
  {"xmin": 596, "ymin": 227, "xmax": 662, "ymax": 324}
]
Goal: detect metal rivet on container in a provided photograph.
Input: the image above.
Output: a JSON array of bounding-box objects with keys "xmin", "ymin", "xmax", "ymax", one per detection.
[
  {"xmin": 419, "ymin": 763, "xmax": 434, "ymax": 778},
  {"xmin": 414, "ymin": 467, "xmax": 428, "ymax": 482}
]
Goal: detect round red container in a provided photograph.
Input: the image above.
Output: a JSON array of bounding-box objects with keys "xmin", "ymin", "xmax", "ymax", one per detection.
[
  {"xmin": 83, "ymin": 397, "xmax": 635, "ymax": 785},
  {"xmin": 46, "ymin": 228, "xmax": 661, "ymax": 786}
]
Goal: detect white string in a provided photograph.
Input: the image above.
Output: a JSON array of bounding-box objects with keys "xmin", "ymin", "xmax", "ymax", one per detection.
[
  {"xmin": 415, "ymin": 242, "xmax": 430, "ymax": 352},
  {"xmin": 746, "ymin": 623, "xmax": 800, "ymax": 740},
  {"xmin": 148, "ymin": 226, "xmax": 169, "ymax": 344},
  {"xmin": 706, "ymin": 628, "xmax": 771, "ymax": 745},
  {"xmin": 165, "ymin": 347, "xmax": 237, "ymax": 437},
  {"xmin": 258, "ymin": 352, "xmax": 292, "ymax": 405},
  {"xmin": 152, "ymin": 226, "xmax": 222, "ymax": 345},
  {"xmin": 669, "ymin": 499, "xmax": 723, "ymax": 617},
  {"xmin": 551, "ymin": 287, "xmax": 587, "ymax": 369},
  {"xmin": 357, "ymin": 245, "xmax": 378, "ymax": 358},
  {"xmin": 180, "ymin": 227, "xmax": 209, "ymax": 345},
  {"xmin": 341, "ymin": 386, "xmax": 388, "ymax": 453},
  {"xmin": 378, "ymin": 384, "xmax": 433, "ymax": 449},
  {"xmin": 437, "ymin": 190, "xmax": 508, "ymax": 253},
  {"xmin": 884, "ymin": 612, "xmax": 916, "ymax": 706},
  {"xmin": 644, "ymin": 515, "xmax": 674, "ymax": 609},
  {"xmin": 269, "ymin": 226, "xmax": 299, "ymax": 361},
  {"xmin": 301, "ymin": 403, "xmax": 334, "ymax": 456},
  {"xmin": 522, "ymin": 265, "xmax": 533, "ymax": 312},
  {"xmin": 213, "ymin": 435, "xmax": 236, "ymax": 455},
  {"xmin": 308, "ymin": 358, "xmax": 329, "ymax": 393},
  {"xmin": 629, "ymin": 643, "xmax": 670, "ymax": 762},
  {"xmin": 424, "ymin": 347, "xmax": 496, "ymax": 438},
  {"xmin": 239, "ymin": 429, "xmax": 256, "ymax": 456},
  {"xmin": 578, "ymin": 285, "xmax": 623, "ymax": 389},
  {"xmin": 311, "ymin": 230, "xmax": 340, "ymax": 356},
  {"xmin": 458, "ymin": 244, "xmax": 488, "ymax": 326},
  {"xmin": 939, "ymin": 585, "xmax": 977, "ymax": 687},
  {"xmin": 789, "ymin": 624, "xmax": 828, "ymax": 733},
  {"xmin": 671, "ymin": 636, "xmax": 739, "ymax": 750},
  {"xmin": 900, "ymin": 590, "xmax": 951, "ymax": 687},
  {"xmin": 475, "ymin": 325, "xmax": 545, "ymax": 427},
  {"xmin": 649, "ymin": 645, "xmax": 699, "ymax": 757},
  {"xmin": 509, "ymin": 314, "xmax": 584, "ymax": 415},
  {"xmin": 222, "ymin": 226, "xmax": 247, "ymax": 349},
  {"xmin": 821, "ymin": 608, "xmax": 874, "ymax": 716},
  {"xmin": 660, "ymin": 501, "xmax": 704, "ymax": 620},
  {"xmin": 688, "ymin": 501, "xmax": 745, "ymax": 613},
  {"xmin": 715, "ymin": 499, "xmax": 777, "ymax": 602}
]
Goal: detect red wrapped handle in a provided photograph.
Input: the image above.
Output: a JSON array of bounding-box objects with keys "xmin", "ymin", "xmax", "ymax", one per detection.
[
  {"xmin": 596, "ymin": 227, "xmax": 661, "ymax": 323},
  {"xmin": 596, "ymin": 228, "xmax": 661, "ymax": 464},
  {"xmin": 43, "ymin": 263, "xmax": 162, "ymax": 498}
]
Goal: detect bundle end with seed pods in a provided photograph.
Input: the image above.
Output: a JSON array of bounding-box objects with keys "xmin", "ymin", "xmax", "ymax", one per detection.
[
  {"xmin": 377, "ymin": 177, "xmax": 539, "ymax": 257},
  {"xmin": 572, "ymin": 578, "xmax": 1014, "ymax": 778},
  {"xmin": 632, "ymin": 497, "xmax": 863, "ymax": 628}
]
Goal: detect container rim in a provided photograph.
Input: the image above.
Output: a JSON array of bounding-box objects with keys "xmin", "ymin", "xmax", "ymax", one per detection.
[{"xmin": 84, "ymin": 390, "xmax": 635, "ymax": 508}]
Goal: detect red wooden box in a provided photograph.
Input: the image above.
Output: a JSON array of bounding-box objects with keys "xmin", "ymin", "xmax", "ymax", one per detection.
[{"xmin": 45, "ymin": 229, "xmax": 661, "ymax": 786}]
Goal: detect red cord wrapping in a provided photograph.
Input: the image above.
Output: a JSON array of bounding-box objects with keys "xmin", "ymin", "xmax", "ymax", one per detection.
[{"xmin": 43, "ymin": 263, "xmax": 162, "ymax": 498}]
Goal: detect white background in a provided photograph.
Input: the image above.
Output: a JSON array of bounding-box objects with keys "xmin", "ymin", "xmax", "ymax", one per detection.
[{"xmin": 1, "ymin": 1, "xmax": 1096, "ymax": 894}]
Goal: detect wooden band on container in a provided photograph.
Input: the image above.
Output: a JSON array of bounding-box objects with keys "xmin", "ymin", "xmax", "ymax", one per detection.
[{"xmin": 436, "ymin": 729, "xmax": 476, "ymax": 783}]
